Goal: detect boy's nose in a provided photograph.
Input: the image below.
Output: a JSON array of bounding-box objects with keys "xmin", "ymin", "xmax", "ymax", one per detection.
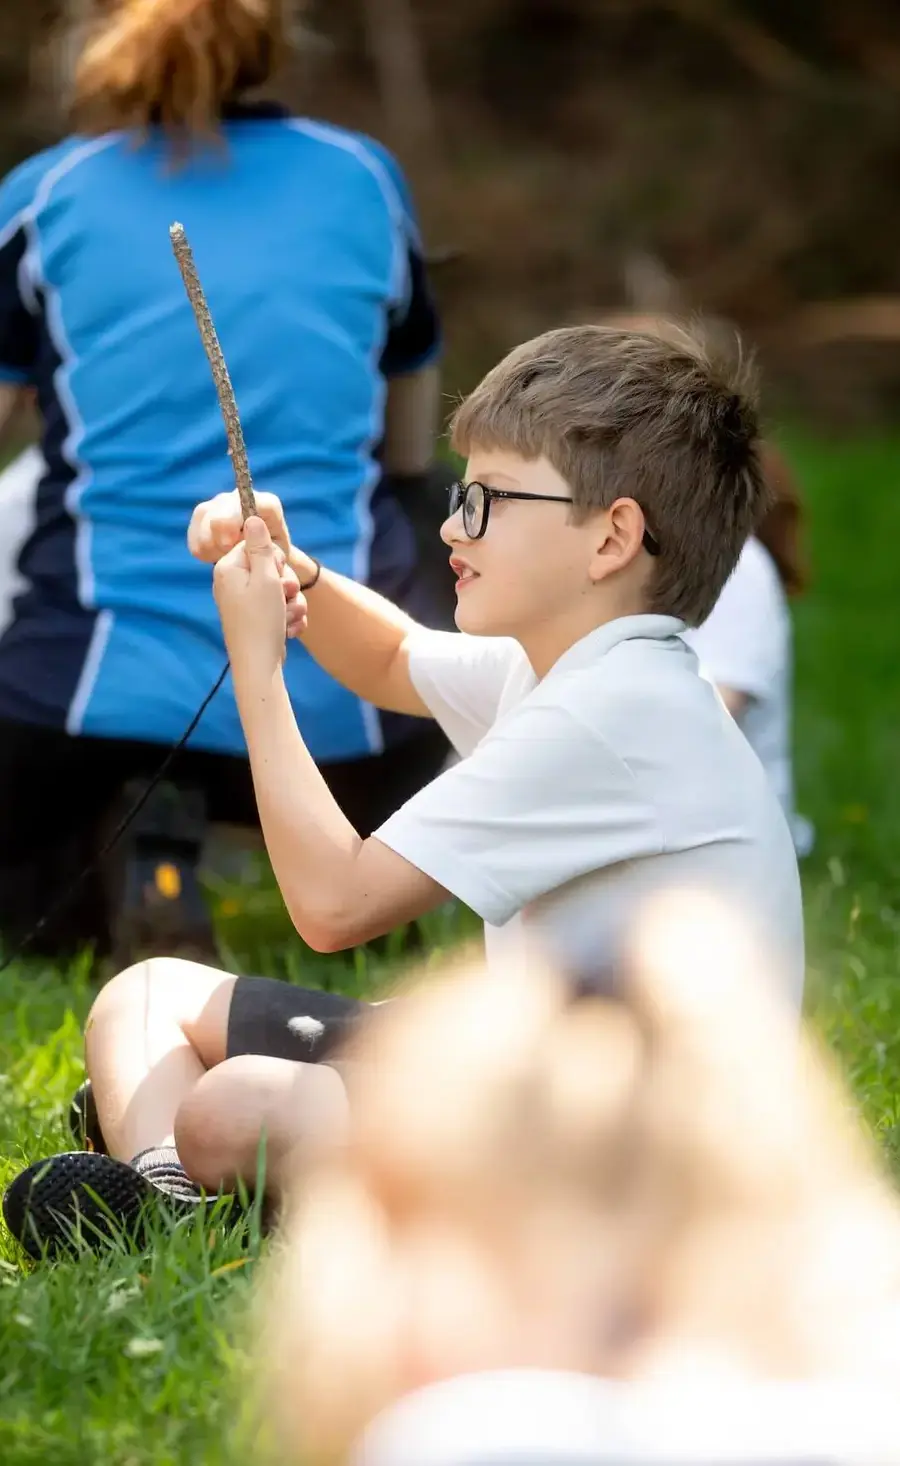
[{"xmin": 440, "ymin": 511, "xmax": 463, "ymax": 547}]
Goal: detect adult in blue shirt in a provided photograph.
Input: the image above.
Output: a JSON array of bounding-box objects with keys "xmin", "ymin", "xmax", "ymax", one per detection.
[{"xmin": 0, "ymin": 0, "xmax": 451, "ymax": 964}]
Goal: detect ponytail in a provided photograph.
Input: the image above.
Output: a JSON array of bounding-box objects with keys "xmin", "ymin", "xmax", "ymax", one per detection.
[
  {"xmin": 70, "ymin": 0, "xmax": 289, "ymax": 144},
  {"xmin": 755, "ymin": 441, "xmax": 810, "ymax": 598}
]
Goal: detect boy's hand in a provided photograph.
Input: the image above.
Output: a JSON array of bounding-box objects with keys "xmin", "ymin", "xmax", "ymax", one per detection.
[
  {"xmin": 188, "ymin": 490, "xmax": 291, "ymax": 564},
  {"xmin": 213, "ymin": 517, "xmax": 308, "ymax": 675}
]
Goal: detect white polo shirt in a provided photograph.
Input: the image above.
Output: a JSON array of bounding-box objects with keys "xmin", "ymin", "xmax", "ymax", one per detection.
[{"xmin": 375, "ymin": 614, "xmax": 805, "ymax": 1007}]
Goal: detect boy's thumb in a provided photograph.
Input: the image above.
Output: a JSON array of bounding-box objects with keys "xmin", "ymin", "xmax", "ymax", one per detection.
[{"xmin": 243, "ymin": 516, "xmax": 272, "ymax": 555}]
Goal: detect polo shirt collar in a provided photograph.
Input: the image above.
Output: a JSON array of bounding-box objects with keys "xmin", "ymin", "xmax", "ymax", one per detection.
[{"xmin": 544, "ymin": 613, "xmax": 687, "ymax": 680}]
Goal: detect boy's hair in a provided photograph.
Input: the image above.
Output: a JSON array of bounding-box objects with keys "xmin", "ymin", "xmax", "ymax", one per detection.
[
  {"xmin": 598, "ymin": 312, "xmax": 810, "ymax": 600},
  {"xmin": 450, "ymin": 321, "xmax": 770, "ymax": 626}
]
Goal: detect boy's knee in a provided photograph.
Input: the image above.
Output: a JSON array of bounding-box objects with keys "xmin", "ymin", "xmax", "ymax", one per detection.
[
  {"xmin": 174, "ymin": 1055, "xmax": 278, "ymax": 1192},
  {"xmin": 85, "ymin": 957, "xmax": 233, "ymax": 1063},
  {"xmin": 174, "ymin": 1055, "xmax": 349, "ymax": 1194},
  {"xmin": 86, "ymin": 957, "xmax": 171, "ymax": 1042}
]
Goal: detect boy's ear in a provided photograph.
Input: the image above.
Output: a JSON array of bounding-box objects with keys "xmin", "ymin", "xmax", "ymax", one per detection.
[{"xmin": 588, "ymin": 498, "xmax": 647, "ymax": 581}]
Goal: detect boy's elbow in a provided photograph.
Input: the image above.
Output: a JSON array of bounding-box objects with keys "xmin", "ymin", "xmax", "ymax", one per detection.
[
  {"xmin": 286, "ymin": 895, "xmax": 361, "ymax": 955},
  {"xmin": 301, "ymin": 920, "xmax": 352, "ymax": 956}
]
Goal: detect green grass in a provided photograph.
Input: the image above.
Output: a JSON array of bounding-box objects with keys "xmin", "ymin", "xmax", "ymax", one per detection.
[{"xmin": 0, "ymin": 427, "xmax": 898, "ymax": 1460}]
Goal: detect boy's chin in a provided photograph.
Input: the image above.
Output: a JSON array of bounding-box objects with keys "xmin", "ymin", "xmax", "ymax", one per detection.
[{"xmin": 453, "ymin": 598, "xmax": 499, "ymax": 637}]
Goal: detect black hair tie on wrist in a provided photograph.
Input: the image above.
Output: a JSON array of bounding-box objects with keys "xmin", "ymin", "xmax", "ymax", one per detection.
[{"xmin": 300, "ymin": 557, "xmax": 321, "ymax": 591}]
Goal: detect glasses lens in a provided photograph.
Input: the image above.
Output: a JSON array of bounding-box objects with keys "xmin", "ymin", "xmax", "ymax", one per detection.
[
  {"xmin": 448, "ymin": 481, "xmax": 464, "ymax": 518},
  {"xmin": 463, "ymin": 482, "xmax": 485, "ymax": 537}
]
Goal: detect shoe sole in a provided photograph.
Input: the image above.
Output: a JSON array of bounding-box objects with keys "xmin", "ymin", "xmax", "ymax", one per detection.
[{"xmin": 2, "ymin": 1152, "xmax": 193, "ymax": 1261}]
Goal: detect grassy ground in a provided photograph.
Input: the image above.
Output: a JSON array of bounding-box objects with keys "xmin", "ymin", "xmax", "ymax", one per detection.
[{"xmin": 0, "ymin": 427, "xmax": 898, "ymax": 1462}]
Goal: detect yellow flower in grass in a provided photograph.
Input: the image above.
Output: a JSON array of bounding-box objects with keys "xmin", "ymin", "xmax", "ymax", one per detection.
[{"xmin": 841, "ymin": 805, "xmax": 868, "ymax": 825}]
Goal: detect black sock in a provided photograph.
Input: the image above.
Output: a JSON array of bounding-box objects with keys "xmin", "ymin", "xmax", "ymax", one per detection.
[{"xmin": 130, "ymin": 1146, "xmax": 205, "ymax": 1202}]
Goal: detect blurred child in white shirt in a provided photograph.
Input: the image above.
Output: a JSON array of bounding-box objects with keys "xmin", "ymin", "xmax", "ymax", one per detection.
[{"xmin": 684, "ymin": 440, "xmax": 815, "ymax": 857}]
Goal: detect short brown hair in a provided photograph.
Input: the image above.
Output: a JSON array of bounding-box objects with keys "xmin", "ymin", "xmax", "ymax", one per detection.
[
  {"xmin": 70, "ymin": 0, "xmax": 291, "ymax": 149},
  {"xmin": 450, "ymin": 321, "xmax": 770, "ymax": 626},
  {"xmin": 596, "ymin": 313, "xmax": 809, "ymax": 601}
]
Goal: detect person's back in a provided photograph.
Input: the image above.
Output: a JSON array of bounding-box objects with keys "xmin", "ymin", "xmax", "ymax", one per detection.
[
  {"xmin": 0, "ymin": 83, "xmax": 435, "ymax": 759},
  {"xmin": 0, "ymin": 0, "xmax": 449, "ymax": 962},
  {"xmin": 683, "ymin": 476, "xmax": 815, "ymax": 858}
]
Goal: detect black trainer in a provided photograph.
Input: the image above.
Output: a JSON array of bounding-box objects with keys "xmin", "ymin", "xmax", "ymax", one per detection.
[
  {"xmin": 2, "ymin": 1148, "xmax": 211, "ymax": 1261},
  {"xmin": 102, "ymin": 780, "xmax": 220, "ymax": 968}
]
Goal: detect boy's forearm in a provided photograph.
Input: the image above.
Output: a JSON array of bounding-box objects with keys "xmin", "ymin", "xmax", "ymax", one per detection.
[
  {"xmin": 231, "ymin": 665, "xmax": 446, "ymax": 950},
  {"xmin": 233, "ymin": 666, "xmax": 366, "ymax": 948},
  {"xmin": 287, "ymin": 548, "xmax": 430, "ymax": 717}
]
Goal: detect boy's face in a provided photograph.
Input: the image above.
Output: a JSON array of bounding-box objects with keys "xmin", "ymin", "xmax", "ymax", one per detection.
[{"xmin": 441, "ymin": 449, "xmax": 623, "ymax": 641}]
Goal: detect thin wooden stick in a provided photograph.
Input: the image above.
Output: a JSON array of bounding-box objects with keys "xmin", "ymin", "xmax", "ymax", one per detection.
[{"xmin": 169, "ymin": 221, "xmax": 257, "ymax": 521}]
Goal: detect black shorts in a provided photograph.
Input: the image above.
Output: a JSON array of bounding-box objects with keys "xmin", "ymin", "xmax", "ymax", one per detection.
[{"xmin": 225, "ymin": 975, "xmax": 392, "ymax": 1068}]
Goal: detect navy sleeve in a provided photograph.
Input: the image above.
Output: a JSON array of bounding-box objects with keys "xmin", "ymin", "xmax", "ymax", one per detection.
[
  {"xmin": 0, "ymin": 155, "xmax": 45, "ymax": 386},
  {"xmin": 361, "ymin": 135, "xmax": 442, "ymax": 378},
  {"xmin": 380, "ymin": 241, "xmax": 442, "ymax": 377}
]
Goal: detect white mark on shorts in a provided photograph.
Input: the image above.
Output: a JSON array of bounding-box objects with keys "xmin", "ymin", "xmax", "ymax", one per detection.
[{"xmin": 287, "ymin": 1016, "xmax": 326, "ymax": 1049}]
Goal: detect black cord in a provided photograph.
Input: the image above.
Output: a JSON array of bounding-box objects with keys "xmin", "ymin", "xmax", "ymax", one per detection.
[{"xmin": 0, "ymin": 659, "xmax": 231, "ymax": 976}]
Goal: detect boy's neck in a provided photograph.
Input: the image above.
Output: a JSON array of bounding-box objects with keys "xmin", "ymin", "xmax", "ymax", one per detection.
[{"xmin": 521, "ymin": 592, "xmax": 654, "ymax": 679}]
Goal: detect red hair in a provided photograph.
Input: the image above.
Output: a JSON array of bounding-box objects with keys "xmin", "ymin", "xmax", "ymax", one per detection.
[
  {"xmin": 71, "ymin": 0, "xmax": 291, "ymax": 143},
  {"xmin": 755, "ymin": 440, "xmax": 809, "ymax": 598}
]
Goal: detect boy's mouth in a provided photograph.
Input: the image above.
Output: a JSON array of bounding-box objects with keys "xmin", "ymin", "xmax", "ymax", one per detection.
[{"xmin": 449, "ymin": 556, "xmax": 479, "ymax": 588}]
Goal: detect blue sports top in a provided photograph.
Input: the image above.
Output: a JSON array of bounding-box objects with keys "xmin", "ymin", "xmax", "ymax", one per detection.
[{"xmin": 0, "ymin": 101, "xmax": 441, "ymax": 762}]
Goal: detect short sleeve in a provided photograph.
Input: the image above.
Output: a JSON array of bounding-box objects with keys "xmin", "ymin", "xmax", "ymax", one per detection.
[
  {"xmin": 363, "ymin": 137, "xmax": 442, "ymax": 377},
  {"xmin": 405, "ymin": 626, "xmax": 527, "ymax": 757},
  {"xmin": 374, "ymin": 700, "xmax": 663, "ymax": 926},
  {"xmin": 0, "ymin": 154, "xmax": 45, "ymax": 385},
  {"xmin": 684, "ymin": 539, "xmax": 787, "ymax": 700}
]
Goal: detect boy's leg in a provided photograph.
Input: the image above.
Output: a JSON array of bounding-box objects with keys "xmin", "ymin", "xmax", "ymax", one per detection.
[
  {"xmin": 84, "ymin": 956, "xmax": 237, "ymax": 1162},
  {"xmin": 169, "ymin": 971, "xmax": 373, "ymax": 1192},
  {"xmin": 174, "ymin": 1053, "xmax": 350, "ymax": 1196},
  {"xmin": 3, "ymin": 962, "xmax": 373, "ymax": 1258},
  {"xmin": 86, "ymin": 961, "xmax": 370, "ymax": 1164},
  {"xmin": 2, "ymin": 958, "xmax": 239, "ymax": 1259}
]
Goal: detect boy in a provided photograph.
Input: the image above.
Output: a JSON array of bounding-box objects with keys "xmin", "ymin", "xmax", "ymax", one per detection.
[{"xmin": 3, "ymin": 323, "xmax": 804, "ymax": 1258}]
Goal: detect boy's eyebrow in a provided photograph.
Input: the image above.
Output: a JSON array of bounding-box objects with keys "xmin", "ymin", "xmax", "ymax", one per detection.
[{"xmin": 468, "ymin": 470, "xmax": 522, "ymax": 488}]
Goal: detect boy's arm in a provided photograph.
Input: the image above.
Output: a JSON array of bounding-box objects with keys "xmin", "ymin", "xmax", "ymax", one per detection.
[
  {"xmin": 232, "ymin": 660, "xmax": 450, "ymax": 951},
  {"xmin": 230, "ymin": 616, "xmax": 656, "ymax": 955},
  {"xmin": 287, "ymin": 545, "xmax": 433, "ymax": 718},
  {"xmin": 210, "ymin": 519, "xmax": 518, "ymax": 954},
  {"xmin": 190, "ymin": 492, "xmax": 432, "ymax": 718}
]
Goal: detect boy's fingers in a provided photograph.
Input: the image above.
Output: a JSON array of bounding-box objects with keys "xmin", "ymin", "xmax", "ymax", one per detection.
[
  {"xmin": 213, "ymin": 539, "xmax": 250, "ymax": 585},
  {"xmin": 212, "ymin": 516, "xmax": 240, "ymax": 552},
  {"xmin": 189, "ymin": 491, "xmax": 290, "ymax": 562},
  {"xmin": 282, "ymin": 565, "xmax": 302, "ymax": 602},
  {"xmin": 243, "ymin": 516, "xmax": 272, "ymax": 550}
]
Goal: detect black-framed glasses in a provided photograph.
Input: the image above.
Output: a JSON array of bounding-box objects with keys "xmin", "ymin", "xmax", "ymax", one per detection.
[{"xmin": 448, "ymin": 480, "xmax": 661, "ymax": 555}]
